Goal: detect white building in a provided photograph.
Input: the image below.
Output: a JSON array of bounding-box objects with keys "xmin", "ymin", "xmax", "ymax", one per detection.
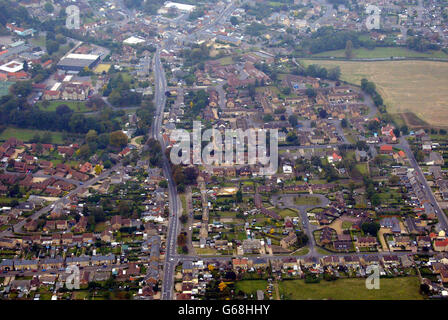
[{"xmin": 158, "ymin": 1, "xmax": 196, "ymax": 14}]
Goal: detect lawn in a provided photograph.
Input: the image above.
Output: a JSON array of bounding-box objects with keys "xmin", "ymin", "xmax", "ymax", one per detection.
[
  {"xmin": 196, "ymin": 248, "xmax": 218, "ymax": 255},
  {"xmin": 278, "ymin": 277, "xmax": 423, "ymax": 300},
  {"xmin": 301, "ymin": 59, "xmax": 448, "ymax": 128},
  {"xmin": 294, "ymin": 196, "xmax": 321, "ymax": 206},
  {"xmin": 355, "ymin": 163, "xmax": 369, "ymax": 176},
  {"xmin": 235, "ymin": 280, "xmax": 268, "ymax": 296},
  {"xmin": 216, "ymin": 56, "xmax": 234, "ymax": 66},
  {"xmin": 38, "ymin": 100, "xmax": 89, "ymax": 113},
  {"xmin": 0, "ymin": 127, "xmax": 64, "ymax": 144},
  {"xmin": 278, "ymin": 208, "xmax": 299, "ymax": 218},
  {"xmin": 311, "ymin": 47, "xmax": 448, "ymax": 59},
  {"xmin": 94, "ymin": 63, "xmax": 111, "ymax": 74}
]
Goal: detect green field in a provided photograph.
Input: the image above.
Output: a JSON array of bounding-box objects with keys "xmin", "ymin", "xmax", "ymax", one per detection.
[
  {"xmin": 278, "ymin": 277, "xmax": 423, "ymax": 300},
  {"xmin": 312, "ymin": 47, "xmax": 448, "ymax": 59},
  {"xmin": 235, "ymin": 280, "xmax": 268, "ymax": 296},
  {"xmin": 355, "ymin": 163, "xmax": 369, "ymax": 176},
  {"xmin": 278, "ymin": 208, "xmax": 299, "ymax": 218},
  {"xmin": 0, "ymin": 127, "xmax": 64, "ymax": 144},
  {"xmin": 38, "ymin": 100, "xmax": 89, "ymax": 113},
  {"xmin": 294, "ymin": 196, "xmax": 321, "ymax": 206}
]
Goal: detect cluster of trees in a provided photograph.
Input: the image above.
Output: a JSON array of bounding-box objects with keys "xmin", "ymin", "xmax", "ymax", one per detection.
[
  {"xmin": 184, "ymin": 89, "xmax": 210, "ymax": 119},
  {"xmin": 146, "ymin": 138, "xmax": 163, "ymax": 167},
  {"xmin": 301, "ymin": 27, "xmax": 376, "ymax": 55},
  {"xmin": 245, "ymin": 22, "xmax": 268, "ymax": 36},
  {"xmin": 123, "ymin": 0, "xmax": 165, "ymax": 14},
  {"xmin": 172, "ymin": 166, "xmax": 198, "ymax": 192},
  {"xmin": 364, "ymin": 177, "xmax": 381, "ymax": 207},
  {"xmin": 361, "ymin": 221, "xmax": 380, "ymax": 237},
  {"xmin": 104, "ymin": 73, "xmax": 142, "ymax": 107},
  {"xmin": 243, "ymin": 0, "xmax": 300, "ymax": 21},
  {"xmin": 188, "ymin": 8, "xmax": 205, "ymax": 21},
  {"xmin": 294, "ymin": 64, "xmax": 341, "ymax": 81},
  {"xmin": 181, "ymin": 44, "xmax": 211, "ymax": 67},
  {"xmin": 361, "ymin": 78, "xmax": 383, "ymax": 107},
  {"xmin": 407, "ymin": 36, "xmax": 440, "ymax": 52},
  {"xmin": 77, "ymin": 128, "xmax": 128, "ymax": 160},
  {"xmin": 0, "ymin": 0, "xmax": 34, "ymax": 33},
  {"xmin": 0, "ymin": 93, "xmax": 125, "ymax": 135},
  {"xmin": 45, "ymin": 32, "xmax": 67, "ymax": 55}
]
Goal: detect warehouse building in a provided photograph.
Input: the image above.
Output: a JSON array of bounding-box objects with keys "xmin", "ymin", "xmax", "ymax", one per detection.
[{"xmin": 57, "ymin": 53, "xmax": 100, "ymax": 72}]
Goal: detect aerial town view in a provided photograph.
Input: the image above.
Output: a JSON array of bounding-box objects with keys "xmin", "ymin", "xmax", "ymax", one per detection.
[{"xmin": 0, "ymin": 0, "xmax": 448, "ymax": 308}]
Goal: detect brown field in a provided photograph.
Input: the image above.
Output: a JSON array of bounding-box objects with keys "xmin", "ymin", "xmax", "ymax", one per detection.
[{"xmin": 301, "ymin": 60, "xmax": 448, "ymax": 128}]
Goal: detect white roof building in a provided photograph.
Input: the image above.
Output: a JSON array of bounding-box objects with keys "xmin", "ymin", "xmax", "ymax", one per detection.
[
  {"xmin": 159, "ymin": 1, "xmax": 196, "ymax": 13},
  {"xmin": 0, "ymin": 60, "xmax": 23, "ymax": 73},
  {"xmin": 123, "ymin": 36, "xmax": 146, "ymax": 45}
]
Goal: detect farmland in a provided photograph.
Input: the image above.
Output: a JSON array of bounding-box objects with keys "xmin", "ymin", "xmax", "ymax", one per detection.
[
  {"xmin": 311, "ymin": 47, "xmax": 448, "ymax": 59},
  {"xmin": 302, "ymin": 60, "xmax": 448, "ymax": 128}
]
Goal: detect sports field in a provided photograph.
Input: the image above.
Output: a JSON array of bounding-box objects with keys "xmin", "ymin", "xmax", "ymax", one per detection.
[
  {"xmin": 278, "ymin": 277, "xmax": 423, "ymax": 300},
  {"xmin": 302, "ymin": 60, "xmax": 448, "ymax": 127}
]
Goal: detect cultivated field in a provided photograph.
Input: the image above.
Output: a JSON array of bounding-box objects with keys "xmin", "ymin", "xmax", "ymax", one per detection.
[
  {"xmin": 302, "ymin": 60, "xmax": 448, "ymax": 128},
  {"xmin": 278, "ymin": 277, "xmax": 423, "ymax": 300}
]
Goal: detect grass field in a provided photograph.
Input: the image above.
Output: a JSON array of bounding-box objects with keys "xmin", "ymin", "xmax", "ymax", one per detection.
[
  {"xmin": 235, "ymin": 280, "xmax": 268, "ymax": 296},
  {"xmin": 312, "ymin": 47, "xmax": 448, "ymax": 59},
  {"xmin": 0, "ymin": 127, "xmax": 64, "ymax": 144},
  {"xmin": 278, "ymin": 208, "xmax": 299, "ymax": 218},
  {"xmin": 302, "ymin": 59, "xmax": 448, "ymax": 127},
  {"xmin": 294, "ymin": 196, "xmax": 321, "ymax": 206},
  {"xmin": 216, "ymin": 56, "xmax": 234, "ymax": 66},
  {"xmin": 355, "ymin": 163, "xmax": 369, "ymax": 176},
  {"xmin": 38, "ymin": 100, "xmax": 89, "ymax": 113},
  {"xmin": 279, "ymin": 277, "xmax": 423, "ymax": 300},
  {"xmin": 94, "ymin": 63, "xmax": 111, "ymax": 74}
]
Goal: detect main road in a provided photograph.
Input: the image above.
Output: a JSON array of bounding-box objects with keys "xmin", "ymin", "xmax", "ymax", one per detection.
[
  {"xmin": 398, "ymin": 136, "xmax": 448, "ymax": 231},
  {"xmin": 150, "ymin": 47, "xmax": 181, "ymax": 300}
]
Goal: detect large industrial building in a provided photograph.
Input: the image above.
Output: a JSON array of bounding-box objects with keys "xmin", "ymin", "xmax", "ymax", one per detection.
[
  {"xmin": 158, "ymin": 1, "xmax": 196, "ymax": 14},
  {"xmin": 56, "ymin": 53, "xmax": 100, "ymax": 72}
]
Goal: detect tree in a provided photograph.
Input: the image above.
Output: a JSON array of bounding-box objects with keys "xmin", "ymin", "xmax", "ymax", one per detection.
[
  {"xmin": 236, "ymin": 189, "xmax": 243, "ymax": 203},
  {"xmin": 159, "ymin": 180, "xmax": 168, "ymax": 188},
  {"xmin": 288, "ymin": 115, "xmax": 298, "ymax": 127},
  {"xmin": 94, "ymin": 164, "xmax": 103, "ymax": 175},
  {"xmin": 328, "ymin": 66, "xmax": 341, "ymax": 81},
  {"xmin": 109, "ymin": 131, "xmax": 128, "ymax": 148},
  {"xmin": 86, "ymin": 130, "xmax": 98, "ymax": 144},
  {"xmin": 306, "ymin": 88, "xmax": 316, "ymax": 98},
  {"xmin": 44, "ymin": 2, "xmax": 54, "ymax": 13},
  {"xmin": 361, "ymin": 222, "xmax": 380, "ymax": 236},
  {"xmin": 22, "ymin": 60, "xmax": 28, "ymax": 72},
  {"xmin": 319, "ymin": 108, "xmax": 328, "ymax": 119},
  {"xmin": 230, "ymin": 16, "xmax": 239, "ymax": 26},
  {"xmin": 345, "ymin": 40, "xmax": 353, "ymax": 59}
]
